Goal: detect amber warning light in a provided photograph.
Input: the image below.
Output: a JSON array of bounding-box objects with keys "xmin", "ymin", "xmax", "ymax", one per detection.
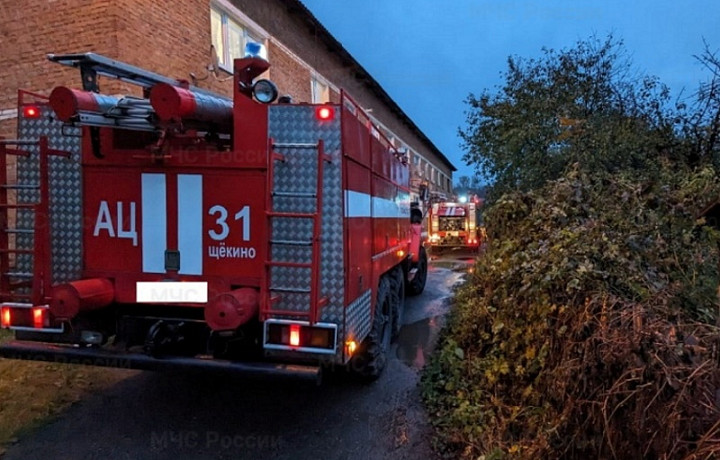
[
  {"xmin": 22, "ymin": 105, "xmax": 41, "ymax": 119},
  {"xmin": 316, "ymin": 106, "xmax": 335, "ymax": 121}
]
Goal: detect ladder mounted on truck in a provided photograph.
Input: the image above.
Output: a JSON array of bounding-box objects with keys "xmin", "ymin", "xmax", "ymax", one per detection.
[
  {"xmin": 0, "ymin": 137, "xmax": 69, "ymax": 305},
  {"xmin": 262, "ymin": 138, "xmax": 332, "ymax": 325},
  {"xmin": 47, "ymin": 53, "xmax": 215, "ymax": 94}
]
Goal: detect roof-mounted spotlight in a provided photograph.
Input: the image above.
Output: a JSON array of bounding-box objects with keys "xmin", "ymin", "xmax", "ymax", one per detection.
[{"xmin": 253, "ymin": 79, "xmax": 278, "ymax": 104}]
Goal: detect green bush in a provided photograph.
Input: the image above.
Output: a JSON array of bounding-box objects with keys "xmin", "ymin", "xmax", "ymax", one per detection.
[{"xmin": 423, "ymin": 166, "xmax": 720, "ymax": 459}]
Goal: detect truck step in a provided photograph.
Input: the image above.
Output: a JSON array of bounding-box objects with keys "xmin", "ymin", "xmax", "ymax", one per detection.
[
  {"xmin": 4, "ymin": 228, "xmax": 34, "ymax": 234},
  {"xmin": 0, "ymin": 139, "xmax": 37, "ymax": 146},
  {"xmin": 269, "ymin": 239, "xmax": 313, "ymax": 246},
  {"xmin": 270, "ymin": 286, "xmax": 311, "ymax": 293},
  {"xmin": 0, "ymin": 293, "xmax": 31, "ymax": 299},
  {"xmin": 3, "ymin": 272, "xmax": 33, "ymax": 278},
  {"xmin": 266, "ymin": 261, "xmax": 312, "ymax": 268},
  {"xmin": 0, "ymin": 203, "xmax": 37, "ymax": 209},
  {"xmin": 0, "ymin": 249, "xmax": 33, "ymax": 254},
  {"xmin": 267, "ymin": 211, "xmax": 315, "ymax": 219},
  {"xmin": 273, "ymin": 142, "xmax": 318, "ymax": 149},
  {"xmin": 272, "ymin": 191, "xmax": 317, "ymax": 198},
  {"xmin": 0, "ymin": 184, "xmax": 39, "ymax": 190}
]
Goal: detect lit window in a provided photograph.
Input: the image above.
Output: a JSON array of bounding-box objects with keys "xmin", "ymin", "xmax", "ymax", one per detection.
[
  {"xmin": 311, "ymin": 77, "xmax": 330, "ymax": 103},
  {"xmin": 210, "ymin": 7, "xmax": 265, "ymax": 71}
]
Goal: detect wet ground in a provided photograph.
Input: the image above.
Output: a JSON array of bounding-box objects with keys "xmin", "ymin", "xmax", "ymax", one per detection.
[{"xmin": 2, "ymin": 253, "xmax": 475, "ymax": 460}]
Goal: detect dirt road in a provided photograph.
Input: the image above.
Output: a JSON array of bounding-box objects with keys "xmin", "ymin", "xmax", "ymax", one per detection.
[{"xmin": 2, "ymin": 255, "xmax": 471, "ymax": 460}]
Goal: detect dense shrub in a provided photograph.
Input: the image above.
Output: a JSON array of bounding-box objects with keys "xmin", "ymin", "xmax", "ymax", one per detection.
[{"xmin": 423, "ymin": 166, "xmax": 720, "ymax": 459}]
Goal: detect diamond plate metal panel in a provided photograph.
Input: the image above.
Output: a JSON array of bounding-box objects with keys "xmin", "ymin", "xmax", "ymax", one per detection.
[
  {"xmin": 344, "ymin": 288, "xmax": 372, "ymax": 362},
  {"xmin": 17, "ymin": 105, "xmax": 82, "ymax": 285},
  {"xmin": 268, "ymin": 105, "xmax": 344, "ymax": 332}
]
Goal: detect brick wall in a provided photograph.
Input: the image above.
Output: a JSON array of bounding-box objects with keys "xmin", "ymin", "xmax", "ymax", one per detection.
[
  {"xmin": 267, "ymin": 42, "xmax": 311, "ymax": 103},
  {"xmin": 113, "ymin": 0, "xmax": 233, "ymax": 98},
  {"xmin": 0, "ymin": 0, "xmax": 452, "ymax": 183},
  {"xmin": 0, "ymin": 0, "xmax": 122, "ymax": 137}
]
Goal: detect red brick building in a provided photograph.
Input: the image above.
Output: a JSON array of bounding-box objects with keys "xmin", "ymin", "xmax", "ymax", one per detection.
[{"xmin": 0, "ymin": 0, "xmax": 455, "ymax": 197}]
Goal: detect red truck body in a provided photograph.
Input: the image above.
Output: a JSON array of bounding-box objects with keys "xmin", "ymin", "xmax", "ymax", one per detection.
[{"xmin": 0, "ymin": 53, "xmax": 427, "ymax": 381}]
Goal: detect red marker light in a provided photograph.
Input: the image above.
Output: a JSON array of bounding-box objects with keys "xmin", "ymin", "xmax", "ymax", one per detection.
[
  {"xmin": 23, "ymin": 105, "xmax": 41, "ymax": 119},
  {"xmin": 289, "ymin": 324, "xmax": 301, "ymax": 347},
  {"xmin": 316, "ymin": 106, "xmax": 335, "ymax": 121},
  {"xmin": 1, "ymin": 307, "xmax": 10, "ymax": 328},
  {"xmin": 32, "ymin": 307, "xmax": 46, "ymax": 329}
]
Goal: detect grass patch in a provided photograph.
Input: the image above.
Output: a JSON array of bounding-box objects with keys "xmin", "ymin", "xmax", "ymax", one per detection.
[{"xmin": 0, "ymin": 330, "xmax": 134, "ymax": 448}]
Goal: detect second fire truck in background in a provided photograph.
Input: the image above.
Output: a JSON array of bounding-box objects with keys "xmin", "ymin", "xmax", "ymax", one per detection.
[{"xmin": 426, "ymin": 198, "xmax": 484, "ymax": 253}]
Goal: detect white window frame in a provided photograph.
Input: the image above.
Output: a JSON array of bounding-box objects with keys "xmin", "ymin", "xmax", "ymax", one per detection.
[
  {"xmin": 311, "ymin": 76, "xmax": 330, "ymax": 104},
  {"xmin": 210, "ymin": 5, "xmax": 267, "ymax": 73}
]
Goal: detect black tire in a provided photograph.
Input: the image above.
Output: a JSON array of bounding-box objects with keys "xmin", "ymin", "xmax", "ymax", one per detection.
[
  {"xmin": 351, "ymin": 276, "xmax": 392, "ymax": 381},
  {"xmin": 390, "ymin": 267, "xmax": 405, "ymax": 340},
  {"xmin": 406, "ymin": 246, "xmax": 428, "ymax": 296}
]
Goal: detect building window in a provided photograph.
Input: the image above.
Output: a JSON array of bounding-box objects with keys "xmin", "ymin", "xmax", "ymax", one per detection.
[
  {"xmin": 210, "ymin": 6, "xmax": 263, "ymax": 71},
  {"xmin": 311, "ymin": 77, "xmax": 330, "ymax": 103}
]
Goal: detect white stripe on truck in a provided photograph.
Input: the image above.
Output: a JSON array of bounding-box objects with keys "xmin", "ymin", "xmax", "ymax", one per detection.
[
  {"xmin": 141, "ymin": 173, "xmax": 167, "ymax": 273},
  {"xmin": 177, "ymin": 174, "xmax": 203, "ymax": 275}
]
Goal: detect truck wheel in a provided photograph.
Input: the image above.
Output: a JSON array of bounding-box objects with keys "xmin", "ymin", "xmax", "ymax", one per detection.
[
  {"xmin": 351, "ymin": 276, "xmax": 392, "ymax": 381},
  {"xmin": 390, "ymin": 267, "xmax": 405, "ymax": 340},
  {"xmin": 406, "ymin": 246, "xmax": 428, "ymax": 296}
]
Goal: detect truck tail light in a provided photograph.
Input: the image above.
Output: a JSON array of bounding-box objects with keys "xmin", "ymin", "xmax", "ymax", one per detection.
[
  {"xmin": 289, "ymin": 324, "xmax": 301, "ymax": 347},
  {"xmin": 1, "ymin": 306, "xmax": 10, "ymax": 328},
  {"xmin": 265, "ymin": 321, "xmax": 337, "ymax": 353},
  {"xmin": 1, "ymin": 303, "xmax": 60, "ymax": 331},
  {"xmin": 32, "ymin": 307, "xmax": 47, "ymax": 328}
]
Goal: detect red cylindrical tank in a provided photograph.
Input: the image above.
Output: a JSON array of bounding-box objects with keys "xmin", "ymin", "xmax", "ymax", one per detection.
[
  {"xmin": 50, "ymin": 278, "xmax": 115, "ymax": 320},
  {"xmin": 204, "ymin": 288, "xmax": 259, "ymax": 331},
  {"xmin": 149, "ymin": 83, "xmax": 233, "ymax": 128},
  {"xmin": 49, "ymin": 87, "xmax": 122, "ymax": 122}
]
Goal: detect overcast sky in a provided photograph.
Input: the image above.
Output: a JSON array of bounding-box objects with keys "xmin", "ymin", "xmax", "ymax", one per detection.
[{"xmin": 300, "ymin": 0, "xmax": 720, "ymax": 180}]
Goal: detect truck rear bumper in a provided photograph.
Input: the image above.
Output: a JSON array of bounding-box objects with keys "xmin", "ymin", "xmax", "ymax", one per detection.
[{"xmin": 0, "ymin": 341, "xmax": 321, "ymax": 382}]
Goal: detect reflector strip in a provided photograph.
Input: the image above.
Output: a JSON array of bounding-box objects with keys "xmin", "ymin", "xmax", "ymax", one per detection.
[
  {"xmin": 141, "ymin": 174, "xmax": 167, "ymax": 273},
  {"xmin": 177, "ymin": 174, "xmax": 203, "ymax": 275}
]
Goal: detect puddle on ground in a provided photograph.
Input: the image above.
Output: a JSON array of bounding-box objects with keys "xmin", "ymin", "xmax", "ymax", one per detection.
[
  {"xmin": 429, "ymin": 259, "xmax": 475, "ymax": 273},
  {"xmin": 396, "ymin": 315, "xmax": 446, "ymax": 369}
]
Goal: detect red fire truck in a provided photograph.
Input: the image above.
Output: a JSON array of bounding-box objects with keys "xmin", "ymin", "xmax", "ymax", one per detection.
[
  {"xmin": 426, "ymin": 200, "xmax": 482, "ymax": 253},
  {"xmin": 0, "ymin": 51, "xmax": 428, "ymax": 382}
]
